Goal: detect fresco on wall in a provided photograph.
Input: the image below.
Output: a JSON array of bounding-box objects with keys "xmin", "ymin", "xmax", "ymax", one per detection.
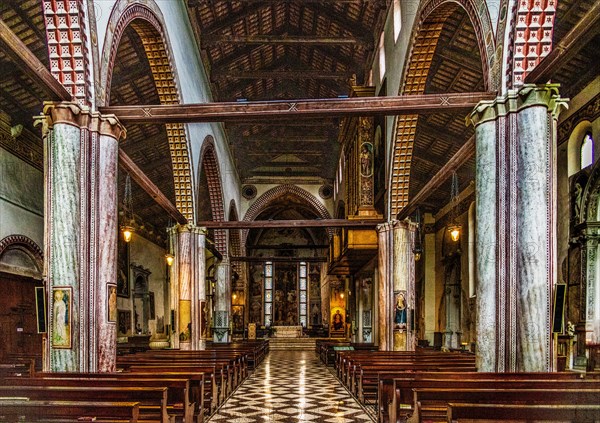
[
  {"xmin": 249, "ymin": 264, "xmax": 263, "ymax": 324},
  {"xmin": 309, "ymin": 264, "xmax": 321, "ymax": 326},
  {"xmin": 273, "ymin": 263, "xmax": 297, "ymax": 325}
]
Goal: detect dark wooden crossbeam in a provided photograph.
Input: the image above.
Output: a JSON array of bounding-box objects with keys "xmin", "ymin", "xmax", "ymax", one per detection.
[
  {"xmin": 525, "ymin": 1, "xmax": 600, "ymax": 83},
  {"xmin": 100, "ymin": 92, "xmax": 496, "ymax": 124},
  {"xmin": 247, "ymin": 244, "xmax": 329, "ymax": 250},
  {"xmin": 214, "ymin": 69, "xmax": 354, "ymax": 80},
  {"xmin": 202, "ymin": 34, "xmax": 370, "ymax": 46},
  {"xmin": 118, "ymin": 149, "xmax": 188, "ymax": 225},
  {"xmin": 231, "ymin": 256, "xmax": 327, "ymax": 262},
  {"xmin": 0, "ymin": 18, "xmax": 71, "ymax": 101},
  {"xmin": 396, "ymin": 135, "xmax": 475, "ymax": 220},
  {"xmin": 196, "ymin": 219, "xmax": 383, "ymax": 229}
]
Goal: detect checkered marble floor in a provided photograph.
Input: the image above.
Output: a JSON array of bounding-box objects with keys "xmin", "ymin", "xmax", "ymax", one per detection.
[{"xmin": 208, "ymin": 350, "xmax": 374, "ymax": 423}]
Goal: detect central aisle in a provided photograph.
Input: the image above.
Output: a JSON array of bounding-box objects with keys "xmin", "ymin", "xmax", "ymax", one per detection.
[{"xmin": 209, "ymin": 350, "xmax": 374, "ymax": 422}]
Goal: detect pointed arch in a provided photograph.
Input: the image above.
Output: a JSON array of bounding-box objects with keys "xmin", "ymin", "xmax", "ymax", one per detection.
[
  {"xmin": 241, "ymin": 185, "xmax": 333, "ymax": 247},
  {"xmin": 101, "ymin": 1, "xmax": 194, "ymax": 221},
  {"xmin": 198, "ymin": 136, "xmax": 227, "ymax": 255}
]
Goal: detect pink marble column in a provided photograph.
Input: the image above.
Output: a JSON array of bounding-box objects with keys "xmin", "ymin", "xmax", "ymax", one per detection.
[
  {"xmin": 377, "ymin": 222, "xmax": 394, "ymax": 350},
  {"xmin": 169, "ymin": 224, "xmax": 206, "ymax": 350},
  {"xmin": 39, "ymin": 102, "xmax": 125, "ymax": 372},
  {"xmin": 468, "ymin": 85, "xmax": 567, "ymax": 371}
]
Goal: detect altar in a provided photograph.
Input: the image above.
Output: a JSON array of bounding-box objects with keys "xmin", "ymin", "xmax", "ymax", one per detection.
[{"xmin": 272, "ymin": 325, "xmax": 303, "ymax": 338}]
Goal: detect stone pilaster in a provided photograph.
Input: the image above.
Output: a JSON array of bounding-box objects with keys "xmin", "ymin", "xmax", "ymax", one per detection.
[
  {"xmin": 468, "ymin": 84, "xmax": 567, "ymax": 372},
  {"xmin": 38, "ymin": 101, "xmax": 126, "ymax": 372},
  {"xmin": 168, "ymin": 224, "xmax": 206, "ymax": 350},
  {"xmin": 213, "ymin": 258, "xmax": 231, "ymax": 343},
  {"xmin": 377, "ymin": 220, "xmax": 417, "ymax": 351},
  {"xmin": 575, "ymin": 223, "xmax": 600, "ymax": 355}
]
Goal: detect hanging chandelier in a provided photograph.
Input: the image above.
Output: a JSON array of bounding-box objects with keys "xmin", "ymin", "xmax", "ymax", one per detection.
[
  {"xmin": 120, "ymin": 173, "xmax": 135, "ymax": 243},
  {"xmin": 448, "ymin": 171, "xmax": 461, "ymax": 242}
]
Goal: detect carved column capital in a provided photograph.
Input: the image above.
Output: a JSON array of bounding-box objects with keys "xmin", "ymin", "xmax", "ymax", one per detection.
[
  {"xmin": 36, "ymin": 101, "xmax": 126, "ymax": 141},
  {"xmin": 467, "ymin": 84, "xmax": 568, "ymax": 127}
]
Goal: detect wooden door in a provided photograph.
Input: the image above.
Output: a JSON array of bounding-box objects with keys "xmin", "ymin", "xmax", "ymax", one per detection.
[{"xmin": 0, "ymin": 272, "xmax": 43, "ymax": 368}]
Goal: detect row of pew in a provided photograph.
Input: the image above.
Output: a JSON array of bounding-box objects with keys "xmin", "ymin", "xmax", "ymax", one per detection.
[
  {"xmin": 0, "ymin": 339, "xmax": 268, "ymax": 423},
  {"xmin": 330, "ymin": 348, "xmax": 600, "ymax": 422}
]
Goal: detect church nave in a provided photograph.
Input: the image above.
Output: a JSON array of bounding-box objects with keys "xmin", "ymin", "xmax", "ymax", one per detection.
[{"xmin": 209, "ymin": 350, "xmax": 373, "ymax": 423}]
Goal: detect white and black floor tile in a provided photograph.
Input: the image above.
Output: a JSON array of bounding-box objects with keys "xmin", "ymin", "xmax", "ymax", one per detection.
[{"xmin": 208, "ymin": 350, "xmax": 374, "ymax": 423}]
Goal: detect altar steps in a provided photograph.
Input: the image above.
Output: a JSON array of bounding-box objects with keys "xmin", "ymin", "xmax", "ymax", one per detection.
[{"xmin": 268, "ymin": 338, "xmax": 317, "ymax": 350}]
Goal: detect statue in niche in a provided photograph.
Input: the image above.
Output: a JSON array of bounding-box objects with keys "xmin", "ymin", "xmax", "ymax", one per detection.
[
  {"xmin": 573, "ymin": 182, "xmax": 583, "ymax": 220},
  {"xmin": 360, "ymin": 143, "xmax": 373, "ymax": 177}
]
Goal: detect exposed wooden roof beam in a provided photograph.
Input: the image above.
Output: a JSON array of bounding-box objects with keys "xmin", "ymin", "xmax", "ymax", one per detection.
[
  {"xmin": 0, "ymin": 18, "xmax": 71, "ymax": 102},
  {"xmin": 214, "ymin": 69, "xmax": 354, "ymax": 80},
  {"xmin": 247, "ymin": 244, "xmax": 328, "ymax": 250},
  {"xmin": 197, "ymin": 219, "xmax": 383, "ymax": 229},
  {"xmin": 231, "ymin": 256, "xmax": 326, "ymax": 262},
  {"xmin": 100, "ymin": 92, "xmax": 496, "ymax": 123},
  {"xmin": 396, "ymin": 135, "xmax": 475, "ymax": 220},
  {"xmin": 196, "ymin": 2, "xmax": 267, "ymax": 36},
  {"xmin": 304, "ymin": 2, "xmax": 372, "ymax": 39},
  {"xmin": 118, "ymin": 148, "xmax": 188, "ymax": 225},
  {"xmin": 525, "ymin": 0, "xmax": 600, "ymax": 84},
  {"xmin": 202, "ymin": 34, "xmax": 371, "ymax": 46}
]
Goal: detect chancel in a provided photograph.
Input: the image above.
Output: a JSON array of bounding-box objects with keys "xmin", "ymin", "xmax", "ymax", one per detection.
[{"xmin": 0, "ymin": 0, "xmax": 599, "ymax": 422}]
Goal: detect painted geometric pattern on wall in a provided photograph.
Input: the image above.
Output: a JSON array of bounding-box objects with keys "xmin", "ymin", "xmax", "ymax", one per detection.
[
  {"xmin": 512, "ymin": 0, "xmax": 556, "ymax": 85},
  {"xmin": 135, "ymin": 25, "xmax": 194, "ymax": 221},
  {"xmin": 209, "ymin": 350, "xmax": 373, "ymax": 422}
]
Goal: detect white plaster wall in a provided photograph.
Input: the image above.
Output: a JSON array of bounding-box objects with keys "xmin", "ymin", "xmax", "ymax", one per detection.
[
  {"xmin": 120, "ymin": 235, "xmax": 169, "ymax": 339},
  {"xmin": 0, "ymin": 148, "xmax": 44, "ymax": 247}
]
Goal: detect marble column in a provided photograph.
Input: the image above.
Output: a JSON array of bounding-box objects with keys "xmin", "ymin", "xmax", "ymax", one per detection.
[
  {"xmin": 577, "ymin": 224, "xmax": 600, "ymax": 357},
  {"xmin": 213, "ymin": 258, "xmax": 231, "ymax": 343},
  {"xmin": 468, "ymin": 84, "xmax": 567, "ymax": 371},
  {"xmin": 377, "ymin": 220, "xmax": 417, "ymax": 351},
  {"xmin": 39, "ymin": 102, "xmax": 125, "ymax": 372},
  {"xmin": 168, "ymin": 224, "xmax": 206, "ymax": 350}
]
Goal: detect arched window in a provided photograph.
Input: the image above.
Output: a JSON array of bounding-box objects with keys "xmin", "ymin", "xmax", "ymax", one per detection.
[
  {"xmin": 393, "ymin": 0, "xmax": 402, "ymax": 42},
  {"xmin": 378, "ymin": 32, "xmax": 386, "ymax": 82},
  {"xmin": 581, "ymin": 132, "xmax": 594, "ymax": 169}
]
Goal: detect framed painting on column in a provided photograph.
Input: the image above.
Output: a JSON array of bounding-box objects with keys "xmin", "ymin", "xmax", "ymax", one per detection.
[{"xmin": 51, "ymin": 286, "xmax": 72, "ymax": 349}]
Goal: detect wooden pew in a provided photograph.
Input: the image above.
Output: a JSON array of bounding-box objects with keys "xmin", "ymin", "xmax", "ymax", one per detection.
[
  {"xmin": 0, "ymin": 399, "xmax": 140, "ymax": 422},
  {"xmin": 447, "ymin": 402, "xmax": 600, "ymax": 422},
  {"xmin": 124, "ymin": 365, "xmax": 222, "ymax": 414},
  {"xmin": 383, "ymin": 372, "xmax": 600, "ymax": 423},
  {"xmin": 5, "ymin": 375, "xmax": 199, "ymax": 423},
  {"xmin": 413, "ymin": 388, "xmax": 600, "ymax": 423},
  {"xmin": 0, "ymin": 386, "xmax": 169, "ymax": 422},
  {"xmin": 35, "ymin": 371, "xmax": 208, "ymax": 421}
]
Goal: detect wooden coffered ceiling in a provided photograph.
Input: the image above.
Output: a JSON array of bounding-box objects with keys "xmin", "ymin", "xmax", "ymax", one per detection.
[{"xmin": 186, "ymin": 0, "xmax": 388, "ymax": 183}]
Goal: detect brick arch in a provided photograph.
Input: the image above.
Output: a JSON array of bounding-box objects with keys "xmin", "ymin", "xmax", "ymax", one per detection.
[
  {"xmin": 390, "ymin": 0, "xmax": 492, "ymax": 217},
  {"xmin": 241, "ymin": 185, "xmax": 333, "ymax": 247},
  {"xmin": 199, "ymin": 136, "xmax": 226, "ymax": 255},
  {"xmin": 101, "ymin": 1, "xmax": 194, "ymax": 221},
  {"xmin": 0, "ymin": 235, "xmax": 44, "ymax": 274}
]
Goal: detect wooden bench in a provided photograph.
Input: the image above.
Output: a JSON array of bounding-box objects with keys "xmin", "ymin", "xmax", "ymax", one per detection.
[
  {"xmin": 0, "ymin": 385, "xmax": 169, "ymax": 422},
  {"xmin": 413, "ymin": 388, "xmax": 600, "ymax": 423},
  {"xmin": 382, "ymin": 372, "xmax": 600, "ymax": 423},
  {"xmin": 0, "ymin": 399, "xmax": 140, "ymax": 422},
  {"xmin": 6, "ymin": 375, "xmax": 199, "ymax": 423},
  {"xmin": 447, "ymin": 402, "xmax": 600, "ymax": 422}
]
